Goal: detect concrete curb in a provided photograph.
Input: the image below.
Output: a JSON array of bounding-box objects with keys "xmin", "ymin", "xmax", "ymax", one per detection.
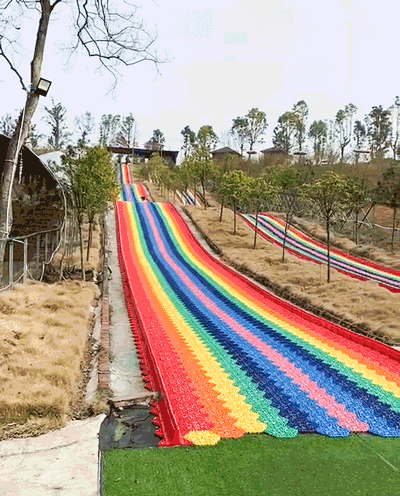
[{"xmin": 98, "ymin": 214, "xmax": 111, "ymax": 395}]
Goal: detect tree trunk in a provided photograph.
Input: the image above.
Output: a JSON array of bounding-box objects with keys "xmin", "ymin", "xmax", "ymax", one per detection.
[
  {"xmin": 193, "ymin": 183, "xmax": 197, "ymax": 204},
  {"xmin": 391, "ymin": 206, "xmax": 397, "ymax": 253},
  {"xmin": 326, "ymin": 218, "xmax": 331, "ymax": 283},
  {"xmin": 78, "ymin": 222, "xmax": 86, "ymax": 281},
  {"xmin": 219, "ymin": 196, "xmax": 224, "ymax": 222},
  {"xmin": 253, "ymin": 209, "xmax": 259, "ymax": 249},
  {"xmin": 282, "ymin": 217, "xmax": 290, "ymax": 262},
  {"xmin": 86, "ymin": 220, "xmax": 93, "ymax": 262},
  {"xmin": 202, "ymin": 181, "xmax": 206, "ymax": 209},
  {"xmin": 0, "ymin": 1, "xmax": 52, "ymax": 284},
  {"xmin": 233, "ymin": 201, "xmax": 237, "ymax": 235},
  {"xmin": 355, "ymin": 210, "xmax": 358, "ymax": 245}
]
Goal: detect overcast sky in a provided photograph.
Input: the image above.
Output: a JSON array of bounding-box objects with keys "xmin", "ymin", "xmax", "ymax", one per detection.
[{"xmin": 1, "ymin": 0, "xmax": 399, "ymax": 158}]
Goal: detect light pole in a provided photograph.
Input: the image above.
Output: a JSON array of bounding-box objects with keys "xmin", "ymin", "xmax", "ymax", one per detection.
[{"xmin": 0, "ymin": 78, "xmax": 52, "ymax": 287}]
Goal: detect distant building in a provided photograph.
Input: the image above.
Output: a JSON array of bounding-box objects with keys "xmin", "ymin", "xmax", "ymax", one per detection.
[
  {"xmin": 211, "ymin": 147, "xmax": 240, "ymax": 159},
  {"xmin": 261, "ymin": 147, "xmax": 288, "ymax": 156},
  {"xmin": 107, "ymin": 146, "xmax": 179, "ymax": 165}
]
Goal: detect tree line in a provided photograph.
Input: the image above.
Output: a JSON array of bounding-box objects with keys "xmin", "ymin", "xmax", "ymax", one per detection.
[
  {"xmin": 2, "ymin": 97, "xmax": 398, "ymax": 164},
  {"xmin": 180, "ymin": 98, "xmax": 400, "ymax": 163},
  {"xmin": 0, "ymin": 103, "xmax": 168, "ymax": 153},
  {"xmin": 139, "ymin": 141, "xmax": 400, "ymax": 282}
]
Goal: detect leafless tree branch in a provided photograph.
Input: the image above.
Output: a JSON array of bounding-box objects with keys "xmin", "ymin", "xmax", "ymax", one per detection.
[
  {"xmin": 2, "ymin": 0, "xmax": 15, "ymax": 9},
  {"xmin": 70, "ymin": 0, "xmax": 164, "ymax": 88},
  {"xmin": 0, "ymin": 35, "xmax": 27, "ymax": 91},
  {"xmin": 50, "ymin": 0, "xmax": 63, "ymax": 12}
]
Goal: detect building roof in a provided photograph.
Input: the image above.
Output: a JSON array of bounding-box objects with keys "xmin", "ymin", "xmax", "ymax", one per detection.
[
  {"xmin": 261, "ymin": 147, "xmax": 288, "ymax": 155},
  {"xmin": 211, "ymin": 147, "xmax": 240, "ymax": 156}
]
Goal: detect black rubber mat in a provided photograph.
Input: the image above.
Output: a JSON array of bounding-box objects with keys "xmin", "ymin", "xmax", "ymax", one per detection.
[{"xmin": 99, "ymin": 407, "xmax": 160, "ymax": 452}]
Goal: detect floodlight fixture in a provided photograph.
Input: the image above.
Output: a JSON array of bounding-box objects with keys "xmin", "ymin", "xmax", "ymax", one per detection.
[{"xmin": 35, "ymin": 78, "xmax": 52, "ymax": 97}]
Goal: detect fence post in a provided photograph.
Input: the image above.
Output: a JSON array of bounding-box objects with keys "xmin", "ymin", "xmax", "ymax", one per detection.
[
  {"xmin": 23, "ymin": 237, "xmax": 28, "ymax": 284},
  {"xmin": 36, "ymin": 234, "xmax": 40, "ymax": 279},
  {"xmin": 45, "ymin": 232, "xmax": 48, "ymax": 261},
  {"xmin": 8, "ymin": 241, "xmax": 13, "ymax": 287}
]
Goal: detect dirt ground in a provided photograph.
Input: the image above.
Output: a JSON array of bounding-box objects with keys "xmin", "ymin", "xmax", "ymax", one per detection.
[{"xmin": 143, "ymin": 180, "xmax": 400, "ymax": 346}]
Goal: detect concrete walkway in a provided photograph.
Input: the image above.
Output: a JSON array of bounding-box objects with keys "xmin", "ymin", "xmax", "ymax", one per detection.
[
  {"xmin": 107, "ymin": 207, "xmax": 153, "ymax": 403},
  {"xmin": 0, "ymin": 415, "xmax": 105, "ymax": 496}
]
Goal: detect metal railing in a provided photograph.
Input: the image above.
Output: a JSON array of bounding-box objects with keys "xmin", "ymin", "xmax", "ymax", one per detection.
[
  {"xmin": 0, "ymin": 226, "xmax": 61, "ymax": 291},
  {"xmin": 0, "ymin": 212, "xmax": 81, "ymax": 291}
]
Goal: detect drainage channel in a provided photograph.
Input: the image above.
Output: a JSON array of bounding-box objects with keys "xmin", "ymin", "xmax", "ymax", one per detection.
[{"xmin": 99, "ymin": 402, "xmax": 161, "ymax": 495}]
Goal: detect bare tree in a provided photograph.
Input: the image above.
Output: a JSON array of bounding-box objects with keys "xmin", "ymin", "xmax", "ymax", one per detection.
[
  {"xmin": 181, "ymin": 125, "xmax": 196, "ymax": 158},
  {"xmin": 99, "ymin": 113, "xmax": 121, "ymax": 146},
  {"xmin": 245, "ymin": 108, "xmax": 268, "ymax": 153},
  {"xmin": 115, "ymin": 113, "xmax": 135, "ymax": 147},
  {"xmin": 43, "ymin": 99, "xmax": 71, "ymax": 149},
  {"xmin": 0, "ymin": 113, "xmax": 18, "ymax": 137},
  {"xmin": 74, "ymin": 110, "xmax": 95, "ymax": 147},
  {"xmin": 0, "ymin": 0, "xmax": 163, "ymax": 283},
  {"xmin": 388, "ymin": 96, "xmax": 400, "ymax": 160},
  {"xmin": 230, "ymin": 116, "xmax": 248, "ymax": 156},
  {"xmin": 335, "ymin": 103, "xmax": 357, "ymax": 160},
  {"xmin": 27, "ymin": 123, "xmax": 44, "ymax": 150},
  {"xmin": 145, "ymin": 129, "xmax": 165, "ymax": 151},
  {"xmin": 272, "ymin": 111, "xmax": 297, "ymax": 155},
  {"xmin": 292, "ymin": 100, "xmax": 309, "ymax": 153},
  {"xmin": 365, "ymin": 105, "xmax": 391, "ymax": 159}
]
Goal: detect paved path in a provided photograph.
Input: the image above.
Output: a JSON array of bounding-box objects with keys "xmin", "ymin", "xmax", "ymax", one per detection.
[
  {"xmin": 107, "ymin": 207, "xmax": 152, "ymax": 403},
  {"xmin": 0, "ymin": 415, "xmax": 105, "ymax": 496}
]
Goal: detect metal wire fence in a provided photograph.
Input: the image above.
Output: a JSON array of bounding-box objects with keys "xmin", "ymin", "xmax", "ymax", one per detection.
[
  {"xmin": 268, "ymin": 195, "xmax": 400, "ymax": 248},
  {"xmin": 0, "ymin": 214, "xmax": 79, "ymax": 291}
]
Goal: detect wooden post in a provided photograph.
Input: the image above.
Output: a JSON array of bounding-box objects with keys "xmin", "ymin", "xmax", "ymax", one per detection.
[
  {"xmin": 23, "ymin": 237, "xmax": 28, "ymax": 284},
  {"xmin": 45, "ymin": 232, "xmax": 48, "ymax": 261},
  {"xmin": 8, "ymin": 241, "xmax": 13, "ymax": 287},
  {"xmin": 36, "ymin": 234, "xmax": 40, "ymax": 279}
]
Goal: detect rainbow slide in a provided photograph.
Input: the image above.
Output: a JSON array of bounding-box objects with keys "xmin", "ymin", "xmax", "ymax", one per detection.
[
  {"xmin": 116, "ymin": 165, "xmax": 400, "ymax": 446},
  {"xmin": 241, "ymin": 213, "xmax": 400, "ymax": 293},
  {"xmin": 175, "ymin": 189, "xmax": 204, "ymax": 207}
]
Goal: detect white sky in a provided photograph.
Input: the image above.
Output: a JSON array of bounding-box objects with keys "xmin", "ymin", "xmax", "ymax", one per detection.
[{"xmin": 1, "ymin": 0, "xmax": 399, "ymax": 159}]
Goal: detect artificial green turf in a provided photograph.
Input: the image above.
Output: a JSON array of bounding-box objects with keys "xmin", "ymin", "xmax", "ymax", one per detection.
[{"xmin": 103, "ymin": 434, "xmax": 400, "ymax": 496}]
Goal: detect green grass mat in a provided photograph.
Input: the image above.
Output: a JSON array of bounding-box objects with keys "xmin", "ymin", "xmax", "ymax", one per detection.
[{"xmin": 103, "ymin": 434, "xmax": 400, "ymax": 496}]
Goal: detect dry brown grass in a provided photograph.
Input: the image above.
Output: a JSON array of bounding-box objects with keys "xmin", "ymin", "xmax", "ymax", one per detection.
[
  {"xmin": 0, "ymin": 280, "xmax": 99, "ymax": 439},
  {"xmin": 290, "ymin": 216, "xmax": 400, "ymax": 269},
  {"xmin": 140, "ymin": 176, "xmax": 400, "ymax": 346},
  {"xmin": 52, "ymin": 220, "xmax": 101, "ymax": 274}
]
